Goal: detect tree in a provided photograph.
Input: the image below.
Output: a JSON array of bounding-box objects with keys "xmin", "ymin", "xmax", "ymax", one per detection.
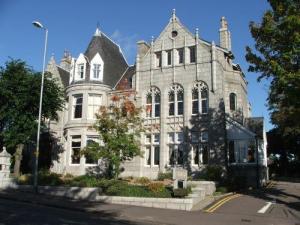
[
  {"xmin": 83, "ymin": 91, "xmax": 144, "ymax": 179},
  {"xmin": 245, "ymin": 0, "xmax": 300, "ymax": 138},
  {"xmin": 0, "ymin": 59, "xmax": 65, "ymax": 175}
]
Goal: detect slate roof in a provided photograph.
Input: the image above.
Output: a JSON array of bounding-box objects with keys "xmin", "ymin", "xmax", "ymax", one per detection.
[
  {"xmin": 57, "ymin": 66, "xmax": 70, "ymax": 88},
  {"xmin": 83, "ymin": 32, "xmax": 128, "ymax": 87},
  {"xmin": 115, "ymin": 65, "xmax": 135, "ymax": 90}
]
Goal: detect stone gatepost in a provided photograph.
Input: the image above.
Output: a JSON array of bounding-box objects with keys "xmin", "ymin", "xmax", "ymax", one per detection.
[
  {"xmin": 172, "ymin": 167, "xmax": 188, "ymax": 189},
  {"xmin": 0, "ymin": 147, "xmax": 12, "ymax": 188}
]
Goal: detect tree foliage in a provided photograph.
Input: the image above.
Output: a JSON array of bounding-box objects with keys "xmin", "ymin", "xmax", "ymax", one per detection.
[
  {"xmin": 245, "ymin": 0, "xmax": 300, "ymax": 137},
  {"xmin": 0, "ymin": 59, "xmax": 65, "ymax": 150},
  {"xmin": 83, "ymin": 91, "xmax": 144, "ymax": 179}
]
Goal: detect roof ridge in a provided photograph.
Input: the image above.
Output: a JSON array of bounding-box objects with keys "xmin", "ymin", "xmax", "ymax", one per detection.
[
  {"xmin": 101, "ymin": 32, "xmax": 129, "ymax": 66},
  {"xmin": 56, "ymin": 64, "xmax": 70, "ymax": 73}
]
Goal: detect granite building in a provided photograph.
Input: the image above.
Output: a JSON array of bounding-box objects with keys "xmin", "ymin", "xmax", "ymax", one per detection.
[{"xmin": 47, "ymin": 11, "xmax": 268, "ymax": 185}]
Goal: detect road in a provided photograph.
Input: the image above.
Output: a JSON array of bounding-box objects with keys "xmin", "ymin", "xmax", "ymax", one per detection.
[{"xmin": 0, "ymin": 180, "xmax": 299, "ymax": 225}]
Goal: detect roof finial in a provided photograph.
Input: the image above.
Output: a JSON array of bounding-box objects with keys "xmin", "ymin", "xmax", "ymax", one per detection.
[
  {"xmin": 94, "ymin": 22, "xmax": 101, "ymax": 36},
  {"xmin": 195, "ymin": 28, "xmax": 199, "ymax": 38},
  {"xmin": 172, "ymin": 9, "xmax": 176, "ymax": 20},
  {"xmin": 221, "ymin": 16, "xmax": 228, "ymax": 29}
]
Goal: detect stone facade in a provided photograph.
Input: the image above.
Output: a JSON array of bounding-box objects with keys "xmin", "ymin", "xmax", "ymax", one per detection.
[{"xmin": 47, "ymin": 11, "xmax": 267, "ymax": 183}]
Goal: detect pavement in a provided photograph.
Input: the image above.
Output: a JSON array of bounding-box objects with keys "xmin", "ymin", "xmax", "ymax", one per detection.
[{"xmin": 0, "ymin": 180, "xmax": 299, "ymax": 225}]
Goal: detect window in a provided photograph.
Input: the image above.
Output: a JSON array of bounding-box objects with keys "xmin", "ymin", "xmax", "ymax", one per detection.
[
  {"xmin": 167, "ymin": 50, "xmax": 172, "ymax": 66},
  {"xmin": 229, "ymin": 140, "xmax": 256, "ymax": 164},
  {"xmin": 229, "ymin": 140, "xmax": 235, "ymax": 163},
  {"xmin": 88, "ymin": 94, "xmax": 102, "ymax": 119},
  {"xmin": 145, "ymin": 146, "xmax": 151, "ymax": 166},
  {"xmin": 71, "ymin": 135, "xmax": 81, "ymax": 164},
  {"xmin": 73, "ymin": 94, "xmax": 83, "ymax": 119},
  {"xmin": 144, "ymin": 133, "xmax": 160, "ymax": 166},
  {"xmin": 85, "ymin": 136, "xmax": 99, "ymax": 164},
  {"xmin": 145, "ymin": 87, "xmax": 160, "ymax": 118},
  {"xmin": 168, "ymin": 132, "xmax": 184, "ymax": 165},
  {"xmin": 189, "ymin": 46, "xmax": 196, "ymax": 63},
  {"xmin": 155, "ymin": 52, "xmax": 162, "ymax": 67},
  {"xmin": 177, "ymin": 48, "xmax": 184, "ymax": 64},
  {"xmin": 93, "ymin": 64, "xmax": 101, "ymax": 79},
  {"xmin": 191, "ymin": 131, "xmax": 209, "ymax": 165},
  {"xmin": 192, "ymin": 81, "xmax": 208, "ymax": 114},
  {"xmin": 229, "ymin": 93, "xmax": 237, "ymax": 111},
  {"xmin": 168, "ymin": 84, "xmax": 184, "ymax": 116},
  {"xmin": 77, "ymin": 64, "xmax": 84, "ymax": 79}
]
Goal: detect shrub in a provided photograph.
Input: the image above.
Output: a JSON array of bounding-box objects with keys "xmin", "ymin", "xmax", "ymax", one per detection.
[
  {"xmin": 134, "ymin": 177, "xmax": 151, "ymax": 185},
  {"xmin": 172, "ymin": 188, "xmax": 189, "ymax": 198},
  {"xmin": 216, "ymin": 186, "xmax": 228, "ymax": 194},
  {"xmin": 38, "ymin": 171, "xmax": 63, "ymax": 186},
  {"xmin": 67, "ymin": 175, "xmax": 100, "ymax": 187},
  {"xmin": 157, "ymin": 172, "xmax": 172, "ymax": 181},
  {"xmin": 147, "ymin": 182, "xmax": 164, "ymax": 193},
  {"xmin": 205, "ymin": 165, "xmax": 224, "ymax": 181},
  {"xmin": 17, "ymin": 174, "xmax": 32, "ymax": 185}
]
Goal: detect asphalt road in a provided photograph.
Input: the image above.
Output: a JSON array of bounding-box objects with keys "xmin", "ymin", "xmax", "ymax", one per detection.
[{"xmin": 0, "ymin": 180, "xmax": 299, "ymax": 225}]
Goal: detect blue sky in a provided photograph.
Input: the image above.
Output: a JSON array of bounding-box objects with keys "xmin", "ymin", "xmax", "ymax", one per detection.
[{"xmin": 0, "ymin": 0, "xmax": 272, "ymax": 130}]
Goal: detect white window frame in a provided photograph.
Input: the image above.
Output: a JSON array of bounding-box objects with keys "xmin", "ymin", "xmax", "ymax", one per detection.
[
  {"xmin": 87, "ymin": 94, "xmax": 102, "ymax": 119},
  {"xmin": 192, "ymin": 81, "xmax": 209, "ymax": 115},
  {"xmin": 145, "ymin": 87, "xmax": 160, "ymax": 118},
  {"xmin": 168, "ymin": 84, "xmax": 184, "ymax": 117},
  {"xmin": 72, "ymin": 94, "xmax": 83, "ymax": 119},
  {"xmin": 74, "ymin": 53, "xmax": 86, "ymax": 81},
  {"xmin": 90, "ymin": 53, "xmax": 104, "ymax": 81},
  {"xmin": 168, "ymin": 132, "xmax": 184, "ymax": 166},
  {"xmin": 85, "ymin": 135, "xmax": 100, "ymax": 166},
  {"xmin": 144, "ymin": 133, "xmax": 160, "ymax": 167},
  {"xmin": 70, "ymin": 135, "xmax": 81, "ymax": 165}
]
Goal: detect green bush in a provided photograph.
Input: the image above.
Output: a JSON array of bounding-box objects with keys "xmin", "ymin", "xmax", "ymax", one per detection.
[
  {"xmin": 66, "ymin": 175, "xmax": 101, "ymax": 187},
  {"xmin": 172, "ymin": 188, "xmax": 189, "ymax": 198},
  {"xmin": 216, "ymin": 186, "xmax": 228, "ymax": 194},
  {"xmin": 198, "ymin": 165, "xmax": 224, "ymax": 182},
  {"xmin": 157, "ymin": 172, "xmax": 172, "ymax": 181},
  {"xmin": 38, "ymin": 171, "xmax": 63, "ymax": 186},
  {"xmin": 104, "ymin": 181, "xmax": 172, "ymax": 198}
]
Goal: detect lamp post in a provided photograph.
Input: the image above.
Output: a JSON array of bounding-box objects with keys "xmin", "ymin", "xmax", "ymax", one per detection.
[{"xmin": 32, "ymin": 20, "xmax": 48, "ymax": 193}]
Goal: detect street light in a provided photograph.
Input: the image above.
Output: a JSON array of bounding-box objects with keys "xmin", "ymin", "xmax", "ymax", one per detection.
[{"xmin": 32, "ymin": 20, "xmax": 48, "ymax": 193}]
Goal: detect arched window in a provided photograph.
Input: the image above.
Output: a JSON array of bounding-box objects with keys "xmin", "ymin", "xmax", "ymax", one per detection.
[
  {"xmin": 146, "ymin": 87, "xmax": 160, "ymax": 118},
  {"xmin": 192, "ymin": 81, "xmax": 208, "ymax": 114},
  {"xmin": 229, "ymin": 93, "xmax": 237, "ymax": 111},
  {"xmin": 169, "ymin": 84, "xmax": 184, "ymax": 116}
]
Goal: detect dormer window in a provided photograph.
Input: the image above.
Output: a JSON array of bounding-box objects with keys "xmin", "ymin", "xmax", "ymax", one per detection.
[
  {"xmin": 78, "ymin": 64, "xmax": 84, "ymax": 79},
  {"xmin": 74, "ymin": 53, "xmax": 86, "ymax": 81},
  {"xmin": 90, "ymin": 53, "xmax": 104, "ymax": 81},
  {"xmin": 93, "ymin": 64, "xmax": 101, "ymax": 79}
]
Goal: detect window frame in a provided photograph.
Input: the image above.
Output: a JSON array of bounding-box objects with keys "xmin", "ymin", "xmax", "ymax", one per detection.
[
  {"xmin": 229, "ymin": 93, "xmax": 237, "ymax": 111},
  {"xmin": 72, "ymin": 94, "xmax": 83, "ymax": 119},
  {"xmin": 144, "ymin": 133, "xmax": 160, "ymax": 167},
  {"xmin": 189, "ymin": 46, "xmax": 196, "ymax": 63},
  {"xmin": 192, "ymin": 82, "xmax": 209, "ymax": 115},
  {"xmin": 70, "ymin": 135, "xmax": 81, "ymax": 165},
  {"xmin": 168, "ymin": 84, "xmax": 184, "ymax": 117},
  {"xmin": 87, "ymin": 94, "xmax": 102, "ymax": 119},
  {"xmin": 145, "ymin": 87, "xmax": 160, "ymax": 118}
]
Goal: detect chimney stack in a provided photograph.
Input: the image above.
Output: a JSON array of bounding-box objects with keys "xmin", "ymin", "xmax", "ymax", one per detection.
[{"xmin": 219, "ymin": 17, "xmax": 231, "ymax": 51}]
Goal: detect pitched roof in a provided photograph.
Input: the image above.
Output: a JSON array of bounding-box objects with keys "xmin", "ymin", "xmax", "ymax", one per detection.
[
  {"xmin": 84, "ymin": 32, "xmax": 128, "ymax": 87},
  {"xmin": 57, "ymin": 66, "xmax": 70, "ymax": 88},
  {"xmin": 115, "ymin": 65, "xmax": 135, "ymax": 90}
]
